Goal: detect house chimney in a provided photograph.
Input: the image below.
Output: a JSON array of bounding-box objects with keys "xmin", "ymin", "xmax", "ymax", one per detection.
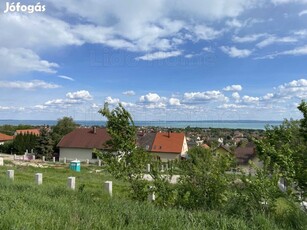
[{"xmin": 93, "ymin": 126, "xmax": 97, "ymax": 134}]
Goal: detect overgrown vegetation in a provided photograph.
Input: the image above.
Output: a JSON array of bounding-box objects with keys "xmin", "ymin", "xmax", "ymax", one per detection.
[{"xmin": 96, "ymin": 102, "xmax": 307, "ymax": 229}]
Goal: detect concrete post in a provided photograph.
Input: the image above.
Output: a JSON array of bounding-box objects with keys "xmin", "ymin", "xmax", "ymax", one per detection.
[
  {"xmin": 64, "ymin": 157, "xmax": 67, "ymax": 164},
  {"xmin": 35, "ymin": 173, "xmax": 43, "ymax": 185},
  {"xmin": 98, "ymin": 160, "xmax": 102, "ymax": 167},
  {"xmin": 165, "ymin": 163, "xmax": 169, "ymax": 171},
  {"xmin": 68, "ymin": 177, "xmax": 75, "ymax": 190},
  {"xmin": 53, "ymin": 157, "xmax": 56, "ymax": 163},
  {"xmin": 42, "ymin": 156, "xmax": 45, "ymax": 162},
  {"xmin": 7, "ymin": 170, "xmax": 14, "ymax": 180},
  {"xmin": 104, "ymin": 181, "xmax": 112, "ymax": 197},
  {"xmin": 32, "ymin": 155, "xmax": 35, "ymax": 161},
  {"xmin": 161, "ymin": 164, "xmax": 164, "ymax": 172},
  {"xmin": 86, "ymin": 159, "xmax": 89, "ymax": 164},
  {"xmin": 14, "ymin": 154, "xmax": 16, "ymax": 160},
  {"xmin": 148, "ymin": 192, "xmax": 155, "ymax": 201},
  {"xmin": 0, "ymin": 157, "xmax": 3, "ymax": 166},
  {"xmin": 147, "ymin": 164, "xmax": 151, "ymax": 173}
]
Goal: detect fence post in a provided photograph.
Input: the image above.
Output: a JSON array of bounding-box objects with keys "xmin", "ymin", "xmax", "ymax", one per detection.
[
  {"xmin": 98, "ymin": 160, "xmax": 102, "ymax": 167},
  {"xmin": 64, "ymin": 157, "xmax": 67, "ymax": 164},
  {"xmin": 7, "ymin": 170, "xmax": 14, "ymax": 180},
  {"xmin": 0, "ymin": 157, "xmax": 3, "ymax": 166},
  {"xmin": 86, "ymin": 159, "xmax": 89, "ymax": 164},
  {"xmin": 147, "ymin": 164, "xmax": 151, "ymax": 173},
  {"xmin": 42, "ymin": 156, "xmax": 45, "ymax": 162},
  {"xmin": 67, "ymin": 177, "xmax": 76, "ymax": 190},
  {"xmin": 104, "ymin": 181, "xmax": 112, "ymax": 197},
  {"xmin": 53, "ymin": 157, "xmax": 56, "ymax": 163},
  {"xmin": 35, "ymin": 173, "xmax": 43, "ymax": 185}
]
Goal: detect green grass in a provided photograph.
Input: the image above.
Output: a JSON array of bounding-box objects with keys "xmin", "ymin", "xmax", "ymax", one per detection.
[{"xmin": 0, "ymin": 163, "xmax": 305, "ymax": 229}]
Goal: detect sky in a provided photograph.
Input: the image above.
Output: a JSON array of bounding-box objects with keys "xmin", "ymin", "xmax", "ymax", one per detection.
[{"xmin": 0, "ymin": 0, "xmax": 307, "ymax": 121}]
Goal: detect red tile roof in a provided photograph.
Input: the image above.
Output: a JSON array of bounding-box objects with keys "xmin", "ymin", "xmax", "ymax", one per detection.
[
  {"xmin": 0, "ymin": 133, "xmax": 14, "ymax": 141},
  {"xmin": 151, "ymin": 132, "xmax": 185, "ymax": 153},
  {"xmin": 16, "ymin": 129, "xmax": 40, "ymax": 136},
  {"xmin": 57, "ymin": 127, "xmax": 111, "ymax": 149}
]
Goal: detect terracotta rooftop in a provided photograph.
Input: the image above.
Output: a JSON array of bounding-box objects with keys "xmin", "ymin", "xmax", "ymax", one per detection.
[
  {"xmin": 151, "ymin": 132, "xmax": 185, "ymax": 153},
  {"xmin": 15, "ymin": 129, "xmax": 40, "ymax": 136},
  {"xmin": 57, "ymin": 127, "xmax": 111, "ymax": 149},
  {"xmin": 0, "ymin": 132, "xmax": 14, "ymax": 142}
]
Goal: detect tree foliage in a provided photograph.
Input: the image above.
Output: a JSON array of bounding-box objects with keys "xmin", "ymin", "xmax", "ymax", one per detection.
[
  {"xmin": 51, "ymin": 117, "xmax": 78, "ymax": 152},
  {"xmin": 36, "ymin": 127, "xmax": 54, "ymax": 159},
  {"xmin": 256, "ymin": 101, "xmax": 307, "ymax": 198},
  {"xmin": 13, "ymin": 133, "xmax": 38, "ymax": 154}
]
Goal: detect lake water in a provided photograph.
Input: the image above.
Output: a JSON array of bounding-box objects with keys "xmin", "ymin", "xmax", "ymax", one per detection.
[{"xmin": 0, "ymin": 120, "xmax": 282, "ymax": 130}]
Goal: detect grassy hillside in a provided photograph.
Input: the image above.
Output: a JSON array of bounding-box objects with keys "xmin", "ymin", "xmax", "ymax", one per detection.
[{"xmin": 0, "ymin": 163, "xmax": 305, "ymax": 229}]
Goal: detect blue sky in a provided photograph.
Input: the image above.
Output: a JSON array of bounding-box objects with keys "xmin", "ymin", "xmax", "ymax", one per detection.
[{"xmin": 0, "ymin": 0, "xmax": 307, "ymax": 121}]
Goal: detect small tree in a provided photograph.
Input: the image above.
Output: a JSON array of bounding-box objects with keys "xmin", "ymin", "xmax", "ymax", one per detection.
[
  {"xmin": 176, "ymin": 147, "xmax": 234, "ymax": 210},
  {"xmin": 95, "ymin": 103, "xmax": 152, "ymax": 199},
  {"xmin": 36, "ymin": 127, "xmax": 54, "ymax": 160},
  {"xmin": 52, "ymin": 117, "xmax": 78, "ymax": 152}
]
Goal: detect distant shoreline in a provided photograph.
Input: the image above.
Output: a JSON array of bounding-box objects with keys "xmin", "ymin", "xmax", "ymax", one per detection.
[{"xmin": 0, "ymin": 120, "xmax": 282, "ymax": 130}]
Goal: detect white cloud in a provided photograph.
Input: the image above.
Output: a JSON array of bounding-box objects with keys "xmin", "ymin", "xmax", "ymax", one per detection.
[
  {"xmin": 262, "ymin": 93, "xmax": 274, "ymax": 100},
  {"xmin": 232, "ymin": 33, "xmax": 267, "ymax": 43},
  {"xmin": 203, "ymin": 47, "xmax": 213, "ymax": 52},
  {"xmin": 57, "ymin": 75, "xmax": 74, "ymax": 81},
  {"xmin": 105, "ymin": 96, "xmax": 120, "ymax": 105},
  {"xmin": 136, "ymin": 51, "xmax": 181, "ymax": 61},
  {"xmin": 256, "ymin": 36, "xmax": 297, "ymax": 48},
  {"xmin": 0, "ymin": 80, "xmax": 60, "ymax": 90},
  {"xmin": 184, "ymin": 90, "xmax": 228, "ymax": 102},
  {"xmin": 299, "ymin": 9, "xmax": 307, "ymax": 16},
  {"xmin": 220, "ymin": 46, "xmax": 252, "ymax": 58},
  {"xmin": 140, "ymin": 93, "xmax": 161, "ymax": 103},
  {"xmin": 226, "ymin": 19, "xmax": 243, "ymax": 28},
  {"xmin": 0, "ymin": 48, "xmax": 58, "ymax": 76},
  {"xmin": 272, "ymin": 0, "xmax": 307, "ymax": 5},
  {"xmin": 232, "ymin": 92, "xmax": 241, "ymax": 102},
  {"xmin": 218, "ymin": 104, "xmax": 246, "ymax": 109},
  {"xmin": 66, "ymin": 90, "xmax": 93, "ymax": 100},
  {"xmin": 223, "ymin": 85, "xmax": 243, "ymax": 91},
  {"xmin": 122, "ymin": 90, "xmax": 136, "ymax": 96},
  {"xmin": 242, "ymin": 95, "xmax": 259, "ymax": 103},
  {"xmin": 169, "ymin": 98, "xmax": 181, "ymax": 106},
  {"xmin": 192, "ymin": 25, "xmax": 223, "ymax": 40}
]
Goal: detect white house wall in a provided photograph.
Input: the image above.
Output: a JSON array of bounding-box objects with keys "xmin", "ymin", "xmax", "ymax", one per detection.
[
  {"xmin": 152, "ymin": 152, "xmax": 180, "ymax": 162},
  {"xmin": 59, "ymin": 148, "xmax": 94, "ymax": 162}
]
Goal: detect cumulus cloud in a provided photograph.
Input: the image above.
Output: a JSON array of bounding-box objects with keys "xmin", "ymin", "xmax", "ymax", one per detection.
[
  {"xmin": 242, "ymin": 95, "xmax": 259, "ymax": 103},
  {"xmin": 0, "ymin": 48, "xmax": 58, "ymax": 76},
  {"xmin": 169, "ymin": 98, "xmax": 181, "ymax": 106},
  {"xmin": 258, "ymin": 45, "xmax": 307, "ymax": 59},
  {"xmin": 105, "ymin": 96, "xmax": 120, "ymax": 105},
  {"xmin": 140, "ymin": 93, "xmax": 161, "ymax": 103},
  {"xmin": 223, "ymin": 85, "xmax": 243, "ymax": 91},
  {"xmin": 232, "ymin": 92, "xmax": 241, "ymax": 102},
  {"xmin": 184, "ymin": 90, "xmax": 228, "ymax": 103},
  {"xmin": 135, "ymin": 51, "xmax": 182, "ymax": 61},
  {"xmin": 0, "ymin": 80, "xmax": 60, "ymax": 90},
  {"xmin": 122, "ymin": 90, "xmax": 136, "ymax": 96},
  {"xmin": 220, "ymin": 46, "xmax": 252, "ymax": 58},
  {"xmin": 66, "ymin": 90, "xmax": 93, "ymax": 100},
  {"xmin": 299, "ymin": 9, "xmax": 307, "ymax": 16}
]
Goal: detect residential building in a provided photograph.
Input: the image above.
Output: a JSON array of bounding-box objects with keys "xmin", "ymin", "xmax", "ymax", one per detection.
[{"xmin": 57, "ymin": 127, "xmax": 111, "ymax": 162}]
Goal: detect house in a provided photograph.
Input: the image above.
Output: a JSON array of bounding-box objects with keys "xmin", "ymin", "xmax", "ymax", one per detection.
[
  {"xmin": 214, "ymin": 144, "xmax": 232, "ymax": 155},
  {"xmin": 15, "ymin": 129, "xmax": 40, "ymax": 136},
  {"xmin": 149, "ymin": 132, "xmax": 188, "ymax": 162},
  {"xmin": 57, "ymin": 127, "xmax": 111, "ymax": 162},
  {"xmin": 0, "ymin": 132, "xmax": 14, "ymax": 145}
]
